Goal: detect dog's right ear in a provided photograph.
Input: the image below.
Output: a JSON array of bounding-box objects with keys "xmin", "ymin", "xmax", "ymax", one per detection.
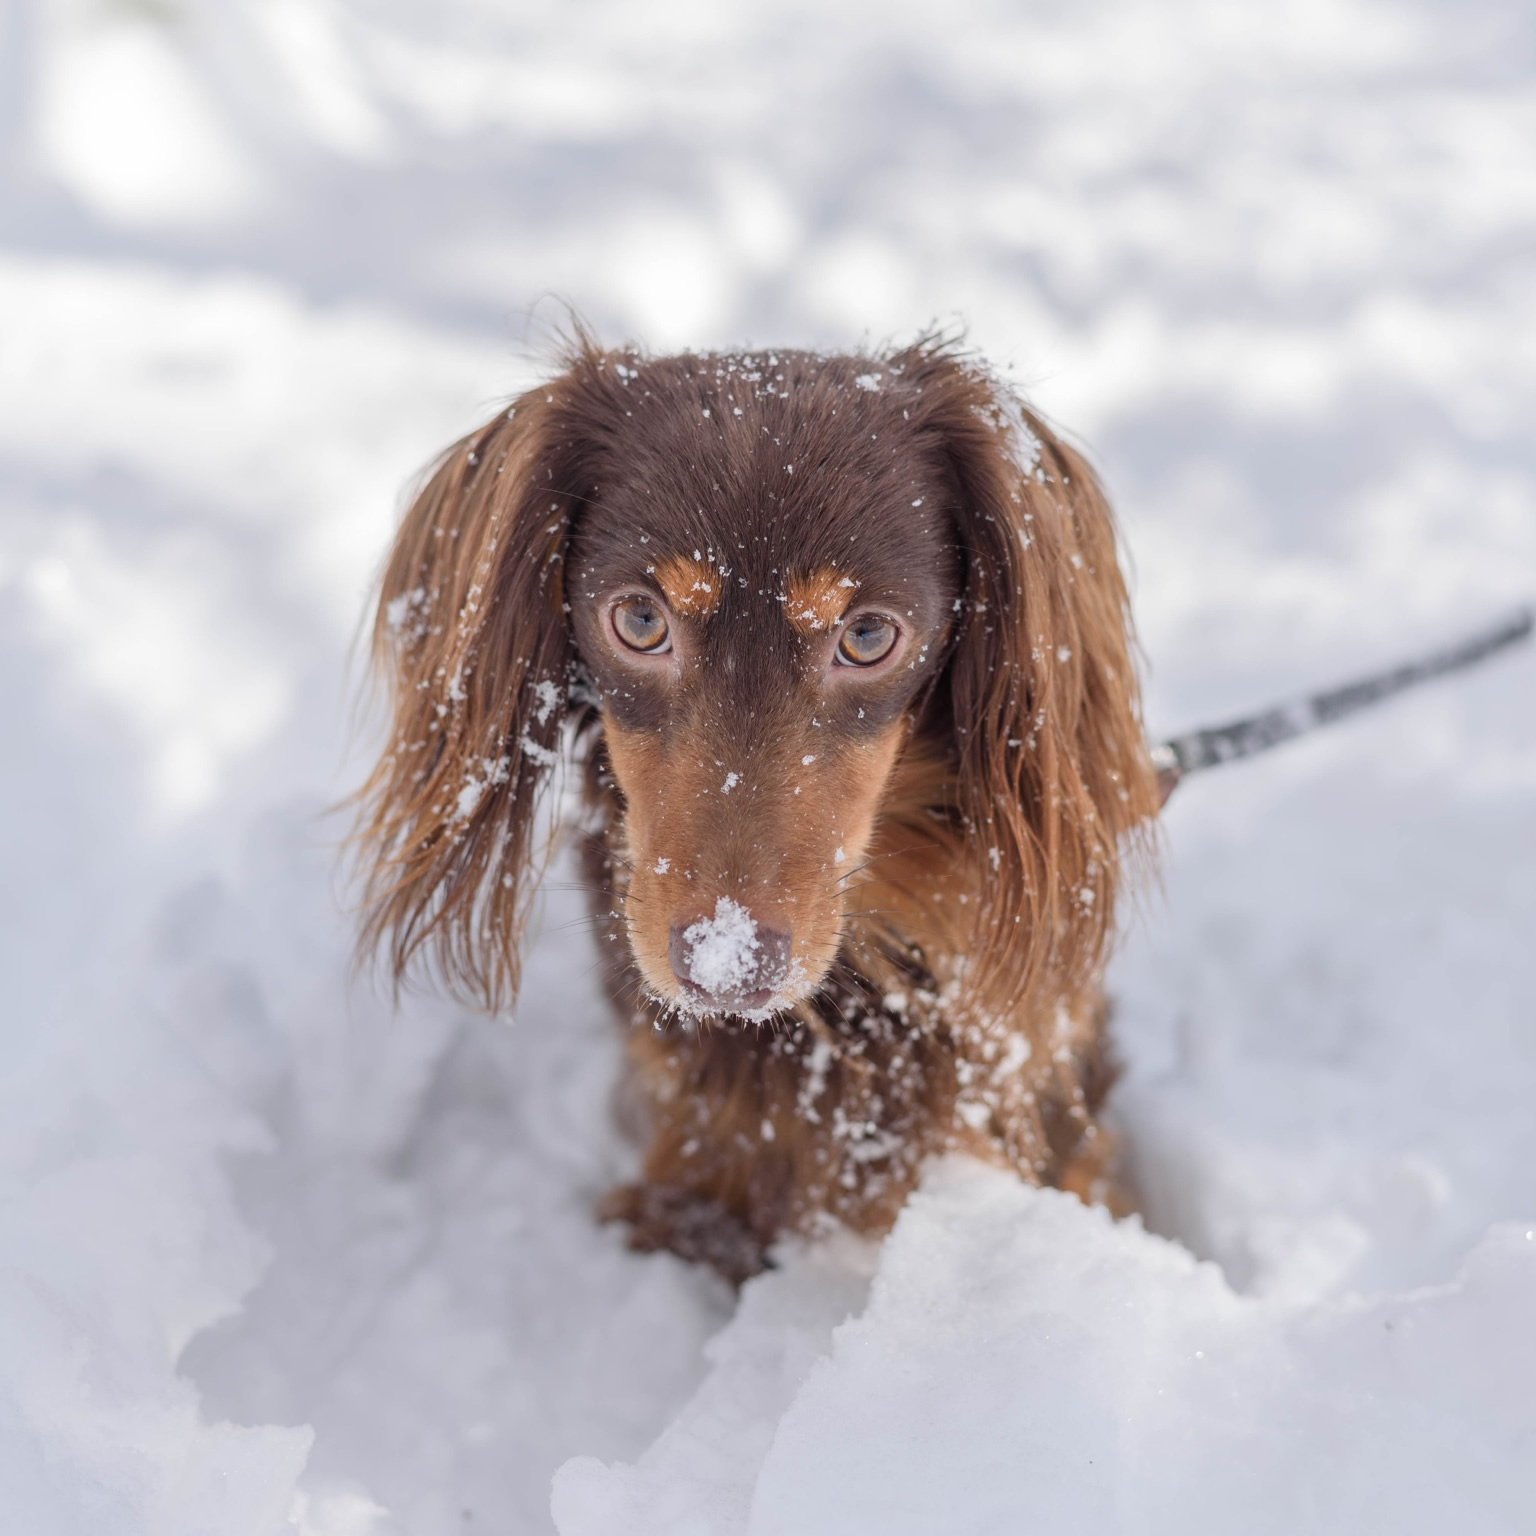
[
  {"xmin": 892, "ymin": 340, "xmax": 1161, "ymax": 1022},
  {"xmin": 353, "ymin": 377, "xmax": 591, "ymax": 1010}
]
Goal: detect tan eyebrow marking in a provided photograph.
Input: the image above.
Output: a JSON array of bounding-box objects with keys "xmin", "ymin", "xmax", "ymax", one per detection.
[
  {"xmin": 784, "ymin": 567, "xmax": 859, "ymax": 637},
  {"xmin": 654, "ymin": 554, "xmax": 722, "ymax": 618}
]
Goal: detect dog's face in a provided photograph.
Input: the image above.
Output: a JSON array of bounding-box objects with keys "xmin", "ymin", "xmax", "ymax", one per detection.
[
  {"xmin": 567, "ymin": 357, "xmax": 962, "ymax": 1016},
  {"xmin": 357, "ymin": 337, "xmax": 1158, "ymax": 1023}
]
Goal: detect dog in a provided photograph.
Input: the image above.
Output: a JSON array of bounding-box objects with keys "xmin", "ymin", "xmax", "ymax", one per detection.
[{"xmin": 354, "ymin": 335, "xmax": 1160, "ymax": 1283}]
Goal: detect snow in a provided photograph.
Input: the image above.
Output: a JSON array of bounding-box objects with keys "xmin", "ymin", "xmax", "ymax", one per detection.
[
  {"xmin": 557, "ymin": 1166, "xmax": 1536, "ymax": 1536},
  {"xmin": 2, "ymin": 1, "xmax": 1534, "ymax": 1533},
  {"xmin": 680, "ymin": 898, "xmax": 763, "ymax": 998}
]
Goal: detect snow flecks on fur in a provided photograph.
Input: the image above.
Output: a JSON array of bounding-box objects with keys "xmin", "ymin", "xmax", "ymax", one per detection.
[
  {"xmin": 532, "ymin": 678, "xmax": 562, "ymax": 724},
  {"xmin": 520, "ymin": 732, "xmax": 558, "ymax": 768},
  {"xmin": 384, "ymin": 584, "xmax": 430, "ymax": 645},
  {"xmin": 452, "ymin": 755, "xmax": 511, "ymax": 822},
  {"xmin": 970, "ymin": 384, "xmax": 1043, "ymax": 477}
]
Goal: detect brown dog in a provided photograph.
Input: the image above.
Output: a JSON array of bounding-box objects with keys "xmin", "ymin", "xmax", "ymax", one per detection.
[{"xmin": 354, "ymin": 335, "xmax": 1159, "ymax": 1282}]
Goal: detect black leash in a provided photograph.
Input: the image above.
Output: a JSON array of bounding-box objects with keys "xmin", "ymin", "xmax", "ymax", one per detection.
[{"xmin": 1152, "ymin": 605, "xmax": 1534, "ymax": 803}]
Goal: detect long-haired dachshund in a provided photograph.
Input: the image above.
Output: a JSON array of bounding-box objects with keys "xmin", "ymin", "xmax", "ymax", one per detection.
[{"xmin": 355, "ymin": 335, "xmax": 1160, "ymax": 1282}]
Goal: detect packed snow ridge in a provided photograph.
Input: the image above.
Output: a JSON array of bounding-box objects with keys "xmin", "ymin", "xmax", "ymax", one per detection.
[{"xmin": 553, "ymin": 1164, "xmax": 1536, "ymax": 1536}]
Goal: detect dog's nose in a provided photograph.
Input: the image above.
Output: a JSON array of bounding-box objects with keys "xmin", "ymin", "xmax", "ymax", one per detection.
[{"xmin": 668, "ymin": 897, "xmax": 792, "ymax": 1013}]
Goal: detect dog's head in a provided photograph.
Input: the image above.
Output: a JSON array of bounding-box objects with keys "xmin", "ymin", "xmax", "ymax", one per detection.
[{"xmin": 355, "ymin": 337, "xmax": 1157, "ymax": 1018}]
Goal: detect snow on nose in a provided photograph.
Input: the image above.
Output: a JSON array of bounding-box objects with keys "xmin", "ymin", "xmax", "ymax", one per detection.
[{"xmin": 669, "ymin": 897, "xmax": 791, "ymax": 1011}]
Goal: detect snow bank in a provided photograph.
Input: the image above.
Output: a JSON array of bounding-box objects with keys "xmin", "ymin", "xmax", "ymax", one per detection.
[
  {"xmin": 0, "ymin": 1053, "xmax": 311, "ymax": 1534},
  {"xmin": 173, "ymin": 811, "xmax": 727, "ymax": 1535},
  {"xmin": 0, "ymin": 861, "xmax": 311, "ymax": 1530},
  {"xmin": 559, "ymin": 1164, "xmax": 1536, "ymax": 1536}
]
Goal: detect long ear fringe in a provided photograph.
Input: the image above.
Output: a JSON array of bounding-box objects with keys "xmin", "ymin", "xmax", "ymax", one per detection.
[
  {"xmin": 903, "ymin": 342, "xmax": 1160, "ymax": 1020},
  {"xmin": 349, "ymin": 382, "xmax": 583, "ymax": 1011}
]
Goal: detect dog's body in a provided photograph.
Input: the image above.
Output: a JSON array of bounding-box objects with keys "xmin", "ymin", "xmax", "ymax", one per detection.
[{"xmin": 356, "ymin": 338, "xmax": 1159, "ymax": 1281}]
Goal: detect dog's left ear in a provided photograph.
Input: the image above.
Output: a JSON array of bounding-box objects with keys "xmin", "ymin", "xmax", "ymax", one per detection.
[
  {"xmin": 905, "ymin": 349, "xmax": 1161, "ymax": 1015},
  {"xmin": 352, "ymin": 366, "xmax": 600, "ymax": 1010}
]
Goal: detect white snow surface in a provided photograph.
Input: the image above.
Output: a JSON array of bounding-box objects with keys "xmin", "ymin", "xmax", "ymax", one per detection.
[{"xmin": 2, "ymin": 2, "xmax": 1534, "ymax": 1532}]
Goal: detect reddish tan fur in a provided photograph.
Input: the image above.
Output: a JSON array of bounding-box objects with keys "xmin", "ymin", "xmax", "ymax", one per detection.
[
  {"xmin": 783, "ymin": 567, "xmax": 857, "ymax": 635},
  {"xmin": 353, "ymin": 336, "xmax": 1161, "ymax": 1285},
  {"xmin": 653, "ymin": 554, "xmax": 722, "ymax": 618}
]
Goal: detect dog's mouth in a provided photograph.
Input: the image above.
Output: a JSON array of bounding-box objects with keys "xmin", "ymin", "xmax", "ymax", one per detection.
[{"xmin": 669, "ymin": 983, "xmax": 785, "ymax": 1022}]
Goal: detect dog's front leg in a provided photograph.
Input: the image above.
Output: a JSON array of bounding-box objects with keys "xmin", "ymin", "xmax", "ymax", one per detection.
[{"xmin": 600, "ymin": 1024, "xmax": 805, "ymax": 1285}]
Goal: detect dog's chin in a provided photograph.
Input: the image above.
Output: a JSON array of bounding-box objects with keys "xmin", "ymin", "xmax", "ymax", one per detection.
[
  {"xmin": 641, "ymin": 957, "xmax": 821, "ymax": 1026},
  {"xmin": 677, "ymin": 980, "xmax": 778, "ymax": 1017}
]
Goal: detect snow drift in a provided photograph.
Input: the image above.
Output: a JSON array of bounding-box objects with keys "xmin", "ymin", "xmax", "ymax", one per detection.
[
  {"xmin": 1, "ymin": 0, "xmax": 1534, "ymax": 1531},
  {"xmin": 556, "ymin": 1166, "xmax": 1536, "ymax": 1536}
]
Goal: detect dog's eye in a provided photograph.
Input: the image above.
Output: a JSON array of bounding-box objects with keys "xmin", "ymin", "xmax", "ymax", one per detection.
[
  {"xmin": 612, "ymin": 596, "xmax": 672, "ymax": 654},
  {"xmin": 837, "ymin": 614, "xmax": 898, "ymax": 666}
]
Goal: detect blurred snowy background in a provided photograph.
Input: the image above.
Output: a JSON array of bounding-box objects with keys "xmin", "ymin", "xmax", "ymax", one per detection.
[{"xmin": 2, "ymin": 1, "xmax": 1534, "ymax": 1532}]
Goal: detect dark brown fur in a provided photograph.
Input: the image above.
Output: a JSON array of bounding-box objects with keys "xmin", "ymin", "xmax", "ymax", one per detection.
[{"xmin": 354, "ymin": 336, "xmax": 1160, "ymax": 1283}]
